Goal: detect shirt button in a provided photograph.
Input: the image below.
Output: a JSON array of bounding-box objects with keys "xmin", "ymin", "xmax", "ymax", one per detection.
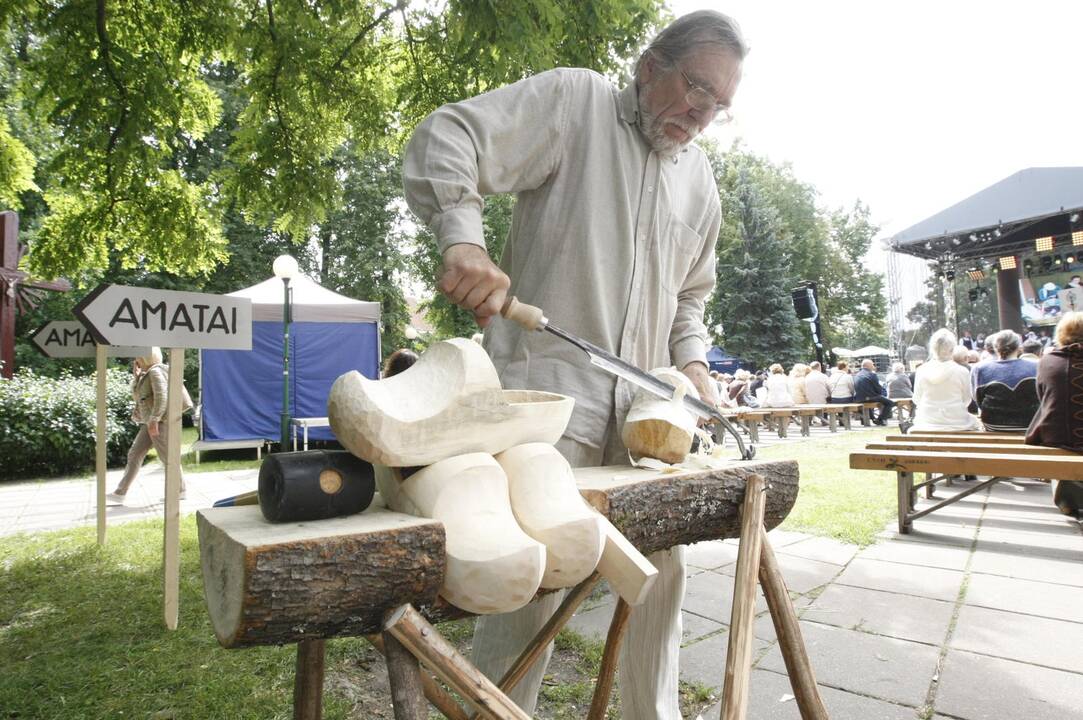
[{"xmin": 648, "ymin": 186, "xmax": 654, "ymax": 192}]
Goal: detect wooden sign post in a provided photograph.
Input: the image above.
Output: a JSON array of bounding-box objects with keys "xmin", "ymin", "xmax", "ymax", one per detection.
[
  {"xmin": 30, "ymin": 320, "xmax": 148, "ymax": 545},
  {"xmin": 74, "ymin": 284, "xmax": 252, "ymax": 629}
]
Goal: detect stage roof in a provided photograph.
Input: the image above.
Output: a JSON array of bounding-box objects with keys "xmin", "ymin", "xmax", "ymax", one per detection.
[{"xmin": 886, "ymin": 167, "xmax": 1083, "ymax": 263}]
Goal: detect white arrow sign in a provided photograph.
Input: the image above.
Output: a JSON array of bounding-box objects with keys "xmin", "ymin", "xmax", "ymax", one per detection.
[
  {"xmin": 73, "ymin": 284, "xmax": 252, "ymax": 350},
  {"xmin": 30, "ymin": 320, "xmax": 149, "ymax": 359}
]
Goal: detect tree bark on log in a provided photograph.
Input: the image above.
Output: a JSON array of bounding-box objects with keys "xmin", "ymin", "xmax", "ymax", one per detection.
[
  {"xmin": 197, "ymin": 507, "xmax": 445, "ymax": 648},
  {"xmin": 198, "ymin": 460, "xmax": 798, "ymax": 648},
  {"xmin": 575, "ymin": 460, "xmax": 799, "ymax": 556}
]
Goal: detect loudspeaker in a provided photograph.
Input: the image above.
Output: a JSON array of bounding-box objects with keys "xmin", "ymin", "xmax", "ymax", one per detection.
[{"xmin": 791, "ymin": 286, "xmax": 818, "ymax": 320}]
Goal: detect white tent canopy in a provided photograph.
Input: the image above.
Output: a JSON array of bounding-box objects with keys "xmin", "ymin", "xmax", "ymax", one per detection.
[
  {"xmin": 833, "ymin": 346, "xmax": 892, "ymax": 358},
  {"xmin": 851, "ymin": 345, "xmax": 891, "ymax": 356},
  {"xmin": 228, "ymin": 275, "xmax": 382, "ymax": 323}
]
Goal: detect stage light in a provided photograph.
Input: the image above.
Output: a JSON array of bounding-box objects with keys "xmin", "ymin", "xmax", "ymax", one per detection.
[
  {"xmin": 1055, "ymin": 254, "xmax": 1064, "ymax": 266},
  {"xmin": 1040, "ymin": 255, "xmax": 1053, "ymax": 272},
  {"xmin": 1036, "ymin": 236, "xmax": 1055, "ymax": 252},
  {"xmin": 966, "ymin": 268, "xmax": 985, "ymax": 281},
  {"xmin": 991, "ymin": 266, "xmax": 999, "ymax": 275},
  {"xmin": 981, "ymin": 286, "xmax": 990, "ymax": 297},
  {"xmin": 951, "ymin": 237, "xmax": 962, "ymax": 246},
  {"xmin": 994, "ymin": 227, "xmax": 1002, "ymax": 237},
  {"xmin": 1072, "ymin": 213, "xmax": 1080, "ymax": 224},
  {"xmin": 968, "ymin": 288, "xmax": 979, "ymax": 302},
  {"xmin": 924, "ymin": 241, "xmax": 932, "ymax": 250},
  {"xmin": 1068, "ymin": 254, "xmax": 1077, "ymax": 265},
  {"xmin": 1024, "ymin": 259, "xmax": 1034, "ymax": 275},
  {"xmin": 945, "ymin": 269, "xmax": 956, "ymax": 282},
  {"xmin": 969, "ymin": 233, "xmax": 977, "ymax": 242},
  {"xmin": 1073, "ymin": 231, "xmax": 1083, "ymax": 246},
  {"xmin": 998, "ymin": 256, "xmax": 1017, "ymax": 270}
]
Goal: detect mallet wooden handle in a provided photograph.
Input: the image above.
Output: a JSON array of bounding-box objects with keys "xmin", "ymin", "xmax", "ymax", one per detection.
[{"xmin": 501, "ymin": 296, "xmax": 548, "ymax": 331}]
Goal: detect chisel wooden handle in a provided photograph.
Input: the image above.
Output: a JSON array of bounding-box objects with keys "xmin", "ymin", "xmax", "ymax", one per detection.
[{"xmin": 501, "ymin": 296, "xmax": 547, "ymax": 331}]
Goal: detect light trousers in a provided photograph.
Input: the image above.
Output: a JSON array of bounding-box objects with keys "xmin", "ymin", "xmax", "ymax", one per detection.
[
  {"xmin": 471, "ymin": 420, "xmax": 687, "ymax": 719},
  {"xmin": 115, "ymin": 423, "xmax": 185, "ymax": 495}
]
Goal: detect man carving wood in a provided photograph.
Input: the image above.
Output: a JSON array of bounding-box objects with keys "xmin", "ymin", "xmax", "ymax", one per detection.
[{"xmin": 403, "ymin": 11, "xmax": 745, "ymax": 718}]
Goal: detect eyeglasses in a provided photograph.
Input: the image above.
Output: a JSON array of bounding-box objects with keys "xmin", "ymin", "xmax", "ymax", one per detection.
[{"xmin": 678, "ymin": 68, "xmax": 734, "ymax": 125}]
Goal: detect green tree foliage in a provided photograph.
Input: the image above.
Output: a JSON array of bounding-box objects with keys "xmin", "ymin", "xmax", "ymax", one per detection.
[
  {"xmin": 821, "ymin": 202, "xmax": 888, "ymax": 349},
  {"xmin": 704, "ymin": 142, "xmax": 888, "ymax": 365},
  {"xmin": 317, "ymin": 147, "xmax": 412, "ymax": 358},
  {"xmin": 709, "ymin": 164, "xmax": 803, "ymax": 370},
  {"xmin": 1, "ymin": 0, "xmax": 665, "ymax": 283}
]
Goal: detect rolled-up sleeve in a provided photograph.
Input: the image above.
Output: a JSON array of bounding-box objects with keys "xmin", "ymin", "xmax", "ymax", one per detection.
[
  {"xmin": 669, "ymin": 197, "xmax": 720, "ymax": 370},
  {"xmin": 403, "ymin": 70, "xmax": 571, "ymax": 254}
]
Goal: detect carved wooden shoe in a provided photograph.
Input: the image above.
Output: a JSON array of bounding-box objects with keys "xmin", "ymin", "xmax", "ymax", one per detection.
[
  {"xmin": 621, "ymin": 366, "xmax": 699, "ymax": 464},
  {"xmin": 391, "ymin": 452, "xmax": 545, "ymax": 614},
  {"xmin": 328, "ymin": 338, "xmax": 574, "ymax": 467},
  {"xmin": 496, "ymin": 443, "xmax": 605, "ymax": 589}
]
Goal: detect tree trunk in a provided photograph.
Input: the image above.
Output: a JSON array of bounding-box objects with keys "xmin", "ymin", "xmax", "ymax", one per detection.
[{"xmin": 197, "ymin": 507, "xmax": 445, "ymax": 648}]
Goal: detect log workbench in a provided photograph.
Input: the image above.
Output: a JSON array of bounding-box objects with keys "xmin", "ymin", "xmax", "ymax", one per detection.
[{"xmin": 197, "ymin": 459, "xmax": 801, "ymax": 719}]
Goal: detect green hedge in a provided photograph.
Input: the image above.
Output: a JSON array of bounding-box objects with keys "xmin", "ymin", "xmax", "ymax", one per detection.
[{"xmin": 0, "ymin": 368, "xmax": 140, "ymax": 479}]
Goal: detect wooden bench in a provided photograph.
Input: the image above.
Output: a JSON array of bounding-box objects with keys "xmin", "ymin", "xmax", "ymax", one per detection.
[
  {"xmin": 850, "ymin": 435, "xmax": 1083, "ymax": 533},
  {"xmin": 893, "ymin": 398, "xmax": 915, "ymax": 422},
  {"xmin": 190, "ymin": 438, "xmax": 266, "ymax": 463}
]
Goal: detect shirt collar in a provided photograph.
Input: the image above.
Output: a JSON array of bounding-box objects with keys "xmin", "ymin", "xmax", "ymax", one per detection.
[{"xmin": 618, "ymin": 81, "xmax": 639, "ymax": 125}]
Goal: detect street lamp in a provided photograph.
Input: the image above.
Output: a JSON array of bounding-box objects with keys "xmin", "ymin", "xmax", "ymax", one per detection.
[{"xmin": 273, "ymin": 254, "xmax": 298, "ymax": 451}]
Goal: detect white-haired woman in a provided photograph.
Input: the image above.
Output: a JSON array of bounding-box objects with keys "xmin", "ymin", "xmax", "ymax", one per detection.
[
  {"xmin": 911, "ymin": 329, "xmax": 980, "ymax": 432},
  {"xmin": 763, "ymin": 363, "xmax": 795, "ymax": 407},
  {"xmin": 885, "ymin": 362, "xmax": 913, "ymax": 399},
  {"xmin": 107, "ymin": 347, "xmax": 186, "ymax": 503}
]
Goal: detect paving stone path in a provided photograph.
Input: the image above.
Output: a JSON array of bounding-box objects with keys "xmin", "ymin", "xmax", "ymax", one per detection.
[{"xmin": 570, "ymin": 479, "xmax": 1083, "ymax": 719}]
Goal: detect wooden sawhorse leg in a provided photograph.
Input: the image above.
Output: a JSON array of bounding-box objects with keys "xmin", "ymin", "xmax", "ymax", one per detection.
[{"xmin": 722, "ymin": 474, "xmax": 828, "ymax": 720}]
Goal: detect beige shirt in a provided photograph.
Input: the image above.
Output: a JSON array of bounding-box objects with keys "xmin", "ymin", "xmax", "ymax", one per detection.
[{"xmin": 404, "ymin": 68, "xmax": 720, "ymax": 447}]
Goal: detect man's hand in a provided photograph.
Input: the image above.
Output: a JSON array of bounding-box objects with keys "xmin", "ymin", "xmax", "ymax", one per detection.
[
  {"xmin": 439, "ymin": 244, "xmax": 511, "ymax": 328},
  {"xmin": 147, "ymin": 419, "xmax": 160, "ymax": 439},
  {"xmin": 681, "ymin": 361, "xmax": 718, "ymax": 413}
]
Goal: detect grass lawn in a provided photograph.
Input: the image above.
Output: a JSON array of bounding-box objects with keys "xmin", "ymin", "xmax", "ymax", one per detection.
[{"xmin": 759, "ymin": 424, "xmax": 897, "ymax": 546}]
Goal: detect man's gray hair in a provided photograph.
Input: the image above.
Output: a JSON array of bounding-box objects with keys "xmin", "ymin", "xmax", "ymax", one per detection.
[
  {"xmin": 929, "ymin": 328, "xmax": 956, "ymax": 361},
  {"xmin": 636, "ymin": 10, "xmax": 748, "ymax": 77},
  {"xmin": 993, "ymin": 329, "xmax": 1022, "ymax": 358}
]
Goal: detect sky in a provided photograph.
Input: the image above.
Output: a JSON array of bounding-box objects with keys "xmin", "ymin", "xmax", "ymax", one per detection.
[{"xmin": 671, "ymin": 0, "xmax": 1083, "ymax": 319}]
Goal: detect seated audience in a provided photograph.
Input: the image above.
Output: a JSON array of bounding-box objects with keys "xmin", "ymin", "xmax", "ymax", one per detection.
[
  {"xmin": 971, "ymin": 330, "xmax": 1039, "ymax": 432},
  {"xmin": 912, "ymin": 329, "xmax": 980, "ymax": 432},
  {"xmin": 763, "ymin": 363, "xmax": 795, "ymax": 407},
  {"xmin": 1026, "ymin": 312, "xmax": 1083, "ymax": 517},
  {"xmin": 885, "ymin": 362, "xmax": 913, "ymax": 399},
  {"xmin": 1020, "ymin": 338, "xmax": 1043, "ymax": 361},
  {"xmin": 788, "ymin": 363, "xmax": 810, "ymax": 404},
  {"xmin": 951, "ymin": 346, "xmax": 970, "ymax": 367},
  {"xmin": 728, "ymin": 369, "xmax": 757, "ymax": 407},
  {"xmin": 804, "ymin": 361, "xmax": 830, "ymax": 405},
  {"xmin": 828, "ymin": 360, "xmax": 855, "ymax": 403},
  {"xmin": 854, "ymin": 359, "xmax": 894, "ymax": 425}
]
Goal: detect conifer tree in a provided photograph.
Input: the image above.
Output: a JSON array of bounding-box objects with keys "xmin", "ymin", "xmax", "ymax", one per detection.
[{"xmin": 708, "ymin": 166, "xmax": 804, "ymax": 370}]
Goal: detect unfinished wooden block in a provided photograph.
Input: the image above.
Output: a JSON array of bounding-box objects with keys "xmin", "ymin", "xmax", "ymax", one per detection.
[
  {"xmin": 328, "ymin": 338, "xmax": 574, "ymax": 467},
  {"xmin": 621, "ymin": 367, "xmax": 699, "ymax": 464},
  {"xmin": 496, "ymin": 443, "xmax": 605, "ymax": 589},
  {"xmin": 394, "ymin": 452, "xmax": 545, "ymax": 614}
]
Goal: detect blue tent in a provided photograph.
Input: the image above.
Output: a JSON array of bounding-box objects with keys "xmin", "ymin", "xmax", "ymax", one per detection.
[
  {"xmin": 706, "ymin": 346, "xmax": 747, "ymax": 374},
  {"xmin": 199, "ymin": 276, "xmax": 381, "ymax": 445}
]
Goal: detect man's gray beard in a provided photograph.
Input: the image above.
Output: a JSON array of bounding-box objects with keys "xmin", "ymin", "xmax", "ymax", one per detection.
[{"xmin": 637, "ymin": 83, "xmax": 698, "ymax": 157}]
